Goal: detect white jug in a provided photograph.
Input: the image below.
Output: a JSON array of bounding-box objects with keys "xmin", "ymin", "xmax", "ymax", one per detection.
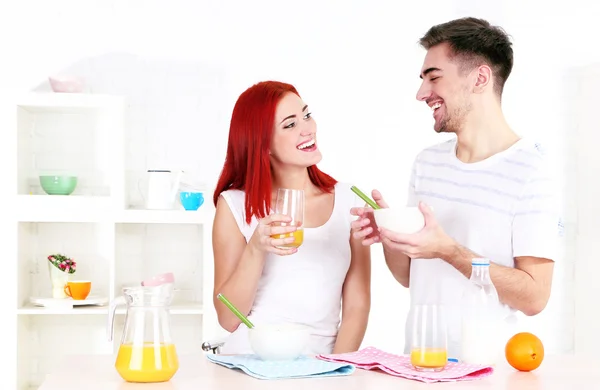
[{"xmin": 139, "ymin": 170, "xmax": 183, "ymax": 210}]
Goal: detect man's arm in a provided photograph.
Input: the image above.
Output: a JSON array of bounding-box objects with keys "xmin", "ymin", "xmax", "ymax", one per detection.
[
  {"xmin": 438, "ymin": 243, "xmax": 554, "ymax": 316},
  {"xmin": 379, "ymin": 195, "xmax": 559, "ymax": 317}
]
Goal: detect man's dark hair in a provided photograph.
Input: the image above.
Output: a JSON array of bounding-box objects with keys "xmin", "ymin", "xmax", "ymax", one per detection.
[{"xmin": 419, "ymin": 17, "xmax": 513, "ymax": 96}]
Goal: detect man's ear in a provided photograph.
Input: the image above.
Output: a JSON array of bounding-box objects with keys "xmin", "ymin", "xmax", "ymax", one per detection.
[{"xmin": 473, "ymin": 64, "xmax": 492, "ymax": 93}]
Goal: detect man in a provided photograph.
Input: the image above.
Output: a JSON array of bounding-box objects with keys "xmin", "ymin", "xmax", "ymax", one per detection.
[{"xmin": 351, "ymin": 17, "xmax": 562, "ymax": 359}]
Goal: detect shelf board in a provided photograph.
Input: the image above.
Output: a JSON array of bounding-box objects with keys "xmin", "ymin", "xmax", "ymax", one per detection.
[
  {"xmin": 17, "ymin": 305, "xmax": 108, "ymax": 315},
  {"xmin": 15, "ymin": 92, "xmax": 125, "ymax": 111},
  {"xmin": 115, "ymin": 208, "xmax": 210, "ymax": 224},
  {"xmin": 15, "ymin": 195, "xmax": 113, "ymax": 222},
  {"xmin": 14, "ymin": 195, "xmax": 212, "ymax": 224},
  {"xmin": 169, "ymin": 303, "xmax": 205, "ymax": 315},
  {"xmin": 17, "ymin": 303, "xmax": 204, "ymax": 315}
]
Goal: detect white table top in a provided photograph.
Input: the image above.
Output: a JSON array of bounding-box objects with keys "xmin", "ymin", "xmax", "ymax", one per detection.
[{"xmin": 38, "ymin": 353, "xmax": 600, "ymax": 389}]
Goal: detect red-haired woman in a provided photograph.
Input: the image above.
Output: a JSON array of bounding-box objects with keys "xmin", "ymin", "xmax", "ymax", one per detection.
[{"xmin": 212, "ymin": 81, "xmax": 371, "ymax": 355}]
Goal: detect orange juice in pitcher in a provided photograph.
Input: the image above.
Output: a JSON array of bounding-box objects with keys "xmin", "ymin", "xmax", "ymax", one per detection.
[
  {"xmin": 115, "ymin": 342, "xmax": 179, "ymax": 383},
  {"xmin": 108, "ymin": 282, "xmax": 179, "ymax": 383}
]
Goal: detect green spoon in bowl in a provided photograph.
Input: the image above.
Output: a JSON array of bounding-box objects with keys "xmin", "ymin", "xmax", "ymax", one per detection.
[
  {"xmin": 217, "ymin": 293, "xmax": 255, "ymax": 329},
  {"xmin": 351, "ymin": 185, "xmax": 380, "ymax": 210}
]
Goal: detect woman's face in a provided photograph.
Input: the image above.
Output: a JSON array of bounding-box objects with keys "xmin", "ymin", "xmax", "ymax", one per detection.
[{"xmin": 270, "ymin": 92, "xmax": 322, "ymax": 168}]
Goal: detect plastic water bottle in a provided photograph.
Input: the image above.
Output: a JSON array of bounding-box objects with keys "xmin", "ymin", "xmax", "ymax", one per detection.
[{"xmin": 460, "ymin": 258, "xmax": 503, "ymax": 365}]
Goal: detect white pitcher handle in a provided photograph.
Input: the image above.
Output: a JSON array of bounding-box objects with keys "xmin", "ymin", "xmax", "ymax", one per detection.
[{"xmin": 107, "ymin": 295, "xmax": 126, "ymax": 342}]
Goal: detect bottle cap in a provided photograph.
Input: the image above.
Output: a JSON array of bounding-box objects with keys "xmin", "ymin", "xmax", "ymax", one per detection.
[{"xmin": 472, "ymin": 258, "xmax": 490, "ymax": 266}]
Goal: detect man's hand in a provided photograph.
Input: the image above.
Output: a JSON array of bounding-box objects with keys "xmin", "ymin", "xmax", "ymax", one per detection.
[{"xmin": 378, "ymin": 201, "xmax": 455, "ymax": 259}]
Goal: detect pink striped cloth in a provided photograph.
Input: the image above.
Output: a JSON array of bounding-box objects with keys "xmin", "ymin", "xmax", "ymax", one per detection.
[{"xmin": 316, "ymin": 346, "xmax": 494, "ymax": 383}]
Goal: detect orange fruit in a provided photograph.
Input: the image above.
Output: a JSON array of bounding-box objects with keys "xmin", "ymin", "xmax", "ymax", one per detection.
[{"xmin": 505, "ymin": 332, "xmax": 544, "ymax": 372}]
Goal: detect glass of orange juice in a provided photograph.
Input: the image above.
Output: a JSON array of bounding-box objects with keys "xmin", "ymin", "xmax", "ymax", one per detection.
[
  {"xmin": 410, "ymin": 304, "xmax": 448, "ymax": 372},
  {"xmin": 271, "ymin": 188, "xmax": 304, "ymax": 249}
]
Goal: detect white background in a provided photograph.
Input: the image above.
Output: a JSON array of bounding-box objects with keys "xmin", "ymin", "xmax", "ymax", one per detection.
[{"xmin": 0, "ymin": 0, "xmax": 598, "ymax": 380}]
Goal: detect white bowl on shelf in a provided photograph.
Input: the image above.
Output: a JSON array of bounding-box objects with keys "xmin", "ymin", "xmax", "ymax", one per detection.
[{"xmin": 48, "ymin": 75, "xmax": 84, "ymax": 93}]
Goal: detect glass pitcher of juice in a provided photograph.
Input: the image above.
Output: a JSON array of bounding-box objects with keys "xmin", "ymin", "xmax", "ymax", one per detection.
[{"xmin": 107, "ymin": 282, "xmax": 179, "ymax": 383}]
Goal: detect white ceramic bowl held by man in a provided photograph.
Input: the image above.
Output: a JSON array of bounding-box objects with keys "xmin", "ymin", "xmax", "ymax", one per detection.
[{"xmin": 373, "ymin": 207, "xmax": 426, "ymax": 234}]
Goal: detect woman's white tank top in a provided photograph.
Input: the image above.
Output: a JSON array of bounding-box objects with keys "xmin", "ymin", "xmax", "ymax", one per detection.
[{"xmin": 218, "ymin": 182, "xmax": 363, "ymax": 355}]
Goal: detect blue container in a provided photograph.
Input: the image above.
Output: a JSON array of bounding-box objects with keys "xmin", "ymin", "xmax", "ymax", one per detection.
[{"xmin": 180, "ymin": 191, "xmax": 204, "ymax": 211}]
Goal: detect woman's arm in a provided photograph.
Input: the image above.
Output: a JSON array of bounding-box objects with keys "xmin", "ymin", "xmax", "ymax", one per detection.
[
  {"xmin": 212, "ymin": 195, "xmax": 298, "ymax": 332},
  {"xmin": 212, "ymin": 196, "xmax": 267, "ymax": 332},
  {"xmin": 332, "ymin": 233, "xmax": 372, "ymax": 353}
]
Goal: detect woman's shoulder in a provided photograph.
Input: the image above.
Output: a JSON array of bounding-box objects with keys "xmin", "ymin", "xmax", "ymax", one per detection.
[
  {"xmin": 217, "ymin": 189, "xmax": 256, "ymax": 240},
  {"xmin": 217, "ymin": 188, "xmax": 247, "ymax": 221},
  {"xmin": 219, "ymin": 188, "xmax": 246, "ymax": 207}
]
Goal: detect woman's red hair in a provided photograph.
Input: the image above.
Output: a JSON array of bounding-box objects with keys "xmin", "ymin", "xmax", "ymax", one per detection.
[{"xmin": 213, "ymin": 81, "xmax": 337, "ymax": 224}]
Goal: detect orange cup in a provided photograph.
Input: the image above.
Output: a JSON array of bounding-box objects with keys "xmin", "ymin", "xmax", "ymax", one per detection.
[{"xmin": 64, "ymin": 280, "xmax": 92, "ymax": 300}]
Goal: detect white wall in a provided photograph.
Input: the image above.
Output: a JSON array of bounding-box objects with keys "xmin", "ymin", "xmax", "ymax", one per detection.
[
  {"xmin": 568, "ymin": 63, "xmax": 600, "ymax": 358},
  {"xmin": 0, "ymin": 0, "xmax": 596, "ymax": 361}
]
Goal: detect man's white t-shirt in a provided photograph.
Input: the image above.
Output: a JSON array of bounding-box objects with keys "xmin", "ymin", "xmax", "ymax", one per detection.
[{"xmin": 404, "ymin": 137, "xmax": 563, "ymax": 359}]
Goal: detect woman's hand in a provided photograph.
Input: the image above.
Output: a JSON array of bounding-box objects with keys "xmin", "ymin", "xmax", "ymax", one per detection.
[
  {"xmin": 248, "ymin": 214, "xmax": 299, "ymax": 256},
  {"xmin": 350, "ymin": 189, "xmax": 389, "ymax": 246}
]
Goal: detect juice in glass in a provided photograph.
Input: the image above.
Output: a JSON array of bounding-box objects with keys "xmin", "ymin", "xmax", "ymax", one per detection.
[
  {"xmin": 115, "ymin": 342, "xmax": 179, "ymax": 383},
  {"xmin": 410, "ymin": 347, "xmax": 448, "ymax": 371},
  {"xmin": 272, "ymin": 188, "xmax": 304, "ymax": 249},
  {"xmin": 270, "ymin": 227, "xmax": 304, "ymax": 248}
]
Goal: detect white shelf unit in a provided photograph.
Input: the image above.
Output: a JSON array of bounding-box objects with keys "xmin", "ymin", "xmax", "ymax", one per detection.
[{"xmin": 2, "ymin": 92, "xmax": 219, "ymax": 390}]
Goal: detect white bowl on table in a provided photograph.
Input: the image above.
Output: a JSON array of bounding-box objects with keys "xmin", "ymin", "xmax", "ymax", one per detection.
[
  {"xmin": 248, "ymin": 323, "xmax": 311, "ymax": 361},
  {"xmin": 373, "ymin": 207, "xmax": 426, "ymax": 234}
]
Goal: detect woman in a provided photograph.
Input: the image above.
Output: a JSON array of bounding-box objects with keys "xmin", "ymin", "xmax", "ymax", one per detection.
[{"xmin": 212, "ymin": 80, "xmax": 371, "ymax": 355}]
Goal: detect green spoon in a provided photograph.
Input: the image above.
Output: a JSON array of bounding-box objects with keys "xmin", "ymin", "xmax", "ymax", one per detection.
[
  {"xmin": 217, "ymin": 293, "xmax": 255, "ymax": 329},
  {"xmin": 351, "ymin": 185, "xmax": 380, "ymax": 210}
]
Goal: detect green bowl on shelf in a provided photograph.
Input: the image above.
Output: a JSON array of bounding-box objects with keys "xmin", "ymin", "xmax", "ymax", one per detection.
[{"xmin": 39, "ymin": 175, "xmax": 78, "ymax": 195}]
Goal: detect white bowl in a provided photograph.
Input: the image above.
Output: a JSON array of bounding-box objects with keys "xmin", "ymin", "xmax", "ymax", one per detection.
[
  {"xmin": 248, "ymin": 323, "xmax": 311, "ymax": 361},
  {"xmin": 373, "ymin": 207, "xmax": 425, "ymax": 234}
]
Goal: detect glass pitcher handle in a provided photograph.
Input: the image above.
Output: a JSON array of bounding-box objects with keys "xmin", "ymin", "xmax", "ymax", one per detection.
[{"xmin": 107, "ymin": 295, "xmax": 126, "ymax": 342}]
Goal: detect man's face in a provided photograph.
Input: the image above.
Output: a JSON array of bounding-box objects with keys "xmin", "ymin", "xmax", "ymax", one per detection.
[{"xmin": 416, "ymin": 43, "xmax": 473, "ymax": 134}]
